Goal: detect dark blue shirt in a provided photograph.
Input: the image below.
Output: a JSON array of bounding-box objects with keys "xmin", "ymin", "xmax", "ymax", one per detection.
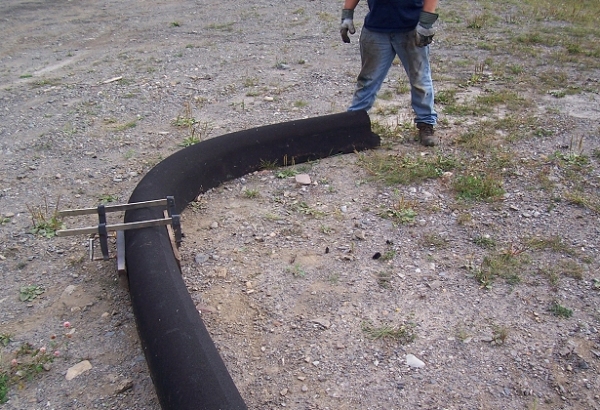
[{"xmin": 364, "ymin": 0, "xmax": 423, "ymax": 32}]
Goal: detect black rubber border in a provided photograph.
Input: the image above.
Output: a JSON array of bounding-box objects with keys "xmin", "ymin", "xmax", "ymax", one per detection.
[{"xmin": 124, "ymin": 110, "xmax": 379, "ymax": 410}]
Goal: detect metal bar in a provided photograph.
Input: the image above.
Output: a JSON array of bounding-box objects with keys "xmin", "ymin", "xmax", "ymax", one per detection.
[
  {"xmin": 166, "ymin": 196, "xmax": 182, "ymax": 247},
  {"xmin": 59, "ymin": 199, "xmax": 168, "ymax": 217},
  {"xmin": 56, "ymin": 218, "xmax": 173, "ymax": 237},
  {"xmin": 117, "ymin": 231, "xmax": 126, "ymax": 275},
  {"xmin": 98, "ymin": 205, "xmax": 109, "ymax": 261}
]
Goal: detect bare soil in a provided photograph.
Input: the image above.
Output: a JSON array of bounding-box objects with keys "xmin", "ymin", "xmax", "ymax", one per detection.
[{"xmin": 1, "ymin": 1, "xmax": 600, "ymax": 410}]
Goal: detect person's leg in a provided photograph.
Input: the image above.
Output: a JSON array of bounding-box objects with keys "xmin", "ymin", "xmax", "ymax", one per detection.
[
  {"xmin": 391, "ymin": 31, "xmax": 437, "ymax": 125},
  {"xmin": 348, "ymin": 28, "xmax": 397, "ymax": 112}
]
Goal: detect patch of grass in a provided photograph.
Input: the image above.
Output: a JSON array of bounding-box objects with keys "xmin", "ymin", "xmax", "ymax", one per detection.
[
  {"xmin": 294, "ymin": 202, "xmax": 324, "ymax": 217},
  {"xmin": 370, "ymin": 120, "xmax": 413, "ymax": 141},
  {"xmin": 31, "ymin": 78, "xmax": 61, "ymax": 88},
  {"xmin": 242, "ymin": 189, "xmax": 259, "ymax": 199},
  {"xmin": 470, "ymin": 250, "xmax": 529, "ymax": 289},
  {"xmin": 526, "ymin": 236, "xmax": 577, "ymax": 256},
  {"xmin": 320, "ymin": 225, "xmax": 334, "ymax": 234},
  {"xmin": 259, "ymin": 159, "xmax": 279, "ymax": 170},
  {"xmin": 379, "ymin": 198, "xmax": 417, "ymax": 224},
  {"xmin": 293, "ymin": 100, "xmax": 308, "ymax": 108},
  {"xmin": 380, "ymin": 249, "xmax": 396, "ymax": 261},
  {"xmin": 172, "ymin": 116, "xmax": 197, "ymax": 127},
  {"xmin": 206, "ymin": 22, "xmax": 235, "ymax": 31},
  {"xmin": 557, "ymin": 259, "xmax": 584, "ymax": 280},
  {"xmin": 0, "ymin": 372, "xmax": 8, "ymax": 404},
  {"xmin": 287, "ymin": 263, "xmax": 306, "ymax": 278},
  {"xmin": 19, "ymin": 285, "xmax": 45, "ymax": 302},
  {"xmin": 374, "ymin": 271, "xmax": 393, "ymax": 288},
  {"xmin": 0, "ymin": 334, "xmax": 11, "ymax": 347},
  {"xmin": 27, "ymin": 198, "xmax": 65, "ymax": 238},
  {"xmin": 170, "ymin": 21, "xmax": 180, "ymax": 27},
  {"xmin": 243, "ymin": 77, "xmax": 259, "ymax": 87},
  {"xmin": 435, "ymin": 89, "xmax": 457, "ymax": 105},
  {"xmin": 467, "ymin": 13, "xmax": 491, "ymax": 29},
  {"xmin": 359, "ymin": 152, "xmax": 458, "ymax": 185},
  {"xmin": 473, "ymin": 235, "xmax": 496, "ymax": 248},
  {"xmin": 99, "ymin": 194, "xmax": 118, "ymax": 204},
  {"xmin": 378, "ymin": 90, "xmax": 394, "ymax": 101},
  {"xmin": 549, "ymin": 302, "xmax": 572, "ymax": 318},
  {"xmin": 112, "ymin": 120, "xmax": 137, "ymax": 131},
  {"xmin": 180, "ymin": 133, "xmax": 201, "ymax": 147},
  {"xmin": 564, "ymin": 191, "xmax": 600, "ymax": 214},
  {"xmin": 421, "ymin": 233, "xmax": 449, "ymax": 248},
  {"xmin": 361, "ymin": 321, "xmax": 415, "ymax": 344},
  {"xmin": 552, "ymin": 150, "xmax": 589, "ymax": 168},
  {"xmin": 492, "ymin": 325, "xmax": 510, "ymax": 345},
  {"xmin": 276, "ymin": 168, "xmax": 298, "ymax": 178},
  {"xmin": 453, "ymin": 173, "xmax": 505, "ymax": 201}
]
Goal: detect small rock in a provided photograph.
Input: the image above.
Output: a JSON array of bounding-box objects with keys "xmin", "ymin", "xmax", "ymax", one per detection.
[
  {"xmin": 194, "ymin": 254, "xmax": 209, "ymax": 264},
  {"xmin": 115, "ymin": 379, "xmax": 134, "ymax": 394},
  {"xmin": 301, "ymin": 385, "xmax": 308, "ymax": 392},
  {"xmin": 406, "ymin": 354, "xmax": 425, "ymax": 368},
  {"xmin": 310, "ymin": 318, "xmax": 331, "ymax": 329},
  {"xmin": 65, "ymin": 360, "xmax": 92, "ymax": 380},
  {"xmin": 280, "ymin": 388, "xmax": 288, "ymax": 396},
  {"xmin": 354, "ymin": 230, "xmax": 366, "ymax": 240},
  {"xmin": 428, "ymin": 280, "xmax": 442, "ymax": 290},
  {"xmin": 264, "ymin": 96, "xmax": 274, "ymax": 102},
  {"xmin": 215, "ymin": 267, "xmax": 227, "ymax": 278},
  {"xmin": 295, "ymin": 174, "xmax": 311, "ymax": 185},
  {"xmin": 210, "ymin": 221, "xmax": 219, "ymax": 229}
]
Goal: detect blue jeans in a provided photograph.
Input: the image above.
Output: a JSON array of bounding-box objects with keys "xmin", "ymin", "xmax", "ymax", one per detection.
[{"xmin": 348, "ymin": 27, "xmax": 437, "ymax": 125}]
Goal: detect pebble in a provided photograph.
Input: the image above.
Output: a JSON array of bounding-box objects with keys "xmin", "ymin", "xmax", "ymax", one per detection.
[
  {"xmin": 295, "ymin": 174, "xmax": 311, "ymax": 185},
  {"xmin": 194, "ymin": 254, "xmax": 209, "ymax": 264},
  {"xmin": 65, "ymin": 360, "xmax": 93, "ymax": 380},
  {"xmin": 406, "ymin": 354, "xmax": 425, "ymax": 368},
  {"xmin": 310, "ymin": 318, "xmax": 331, "ymax": 329}
]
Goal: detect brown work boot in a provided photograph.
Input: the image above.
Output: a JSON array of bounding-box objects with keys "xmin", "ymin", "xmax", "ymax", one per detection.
[{"xmin": 416, "ymin": 123, "xmax": 437, "ymax": 147}]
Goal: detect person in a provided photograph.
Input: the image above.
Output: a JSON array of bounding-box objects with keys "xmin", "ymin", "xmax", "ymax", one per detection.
[{"xmin": 340, "ymin": 0, "xmax": 439, "ymax": 146}]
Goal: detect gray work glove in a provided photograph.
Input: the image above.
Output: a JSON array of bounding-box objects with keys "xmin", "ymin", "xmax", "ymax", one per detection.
[
  {"xmin": 340, "ymin": 9, "xmax": 356, "ymax": 43},
  {"xmin": 415, "ymin": 11, "xmax": 438, "ymax": 47}
]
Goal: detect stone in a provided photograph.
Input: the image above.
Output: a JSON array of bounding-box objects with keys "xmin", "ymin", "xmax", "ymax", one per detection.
[
  {"xmin": 406, "ymin": 354, "xmax": 425, "ymax": 368},
  {"xmin": 310, "ymin": 318, "xmax": 331, "ymax": 329},
  {"xmin": 215, "ymin": 267, "xmax": 227, "ymax": 278},
  {"xmin": 65, "ymin": 360, "xmax": 92, "ymax": 380},
  {"xmin": 295, "ymin": 174, "xmax": 311, "ymax": 185},
  {"xmin": 195, "ymin": 254, "xmax": 209, "ymax": 264},
  {"xmin": 428, "ymin": 280, "xmax": 442, "ymax": 290},
  {"xmin": 115, "ymin": 379, "xmax": 134, "ymax": 394}
]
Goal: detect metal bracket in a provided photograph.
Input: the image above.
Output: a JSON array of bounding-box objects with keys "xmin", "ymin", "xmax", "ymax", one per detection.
[{"xmin": 57, "ymin": 198, "xmax": 182, "ymax": 274}]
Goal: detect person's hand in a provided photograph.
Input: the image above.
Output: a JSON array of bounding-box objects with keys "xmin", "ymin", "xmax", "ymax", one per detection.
[
  {"xmin": 415, "ymin": 24, "xmax": 435, "ymax": 47},
  {"xmin": 340, "ymin": 9, "xmax": 355, "ymax": 43},
  {"xmin": 415, "ymin": 11, "xmax": 438, "ymax": 47}
]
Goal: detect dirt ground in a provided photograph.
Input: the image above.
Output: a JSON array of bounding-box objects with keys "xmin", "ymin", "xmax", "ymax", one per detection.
[{"xmin": 1, "ymin": 0, "xmax": 600, "ymax": 409}]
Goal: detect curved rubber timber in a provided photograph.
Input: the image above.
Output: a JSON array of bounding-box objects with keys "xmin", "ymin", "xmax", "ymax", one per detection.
[{"xmin": 124, "ymin": 110, "xmax": 380, "ymax": 410}]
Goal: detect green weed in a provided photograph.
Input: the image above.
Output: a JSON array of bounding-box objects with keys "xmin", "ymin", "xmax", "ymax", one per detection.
[
  {"xmin": 453, "ymin": 174, "xmax": 504, "ymax": 201},
  {"xmin": 19, "ymin": 285, "xmax": 45, "ymax": 302},
  {"xmin": 27, "ymin": 198, "xmax": 64, "ymax": 238},
  {"xmin": 361, "ymin": 321, "xmax": 415, "ymax": 344},
  {"xmin": 359, "ymin": 152, "xmax": 457, "ymax": 185},
  {"xmin": 549, "ymin": 302, "xmax": 572, "ymax": 318}
]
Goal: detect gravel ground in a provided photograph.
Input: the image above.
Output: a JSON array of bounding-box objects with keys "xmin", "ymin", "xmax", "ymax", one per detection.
[{"xmin": 1, "ymin": 0, "xmax": 599, "ymax": 409}]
